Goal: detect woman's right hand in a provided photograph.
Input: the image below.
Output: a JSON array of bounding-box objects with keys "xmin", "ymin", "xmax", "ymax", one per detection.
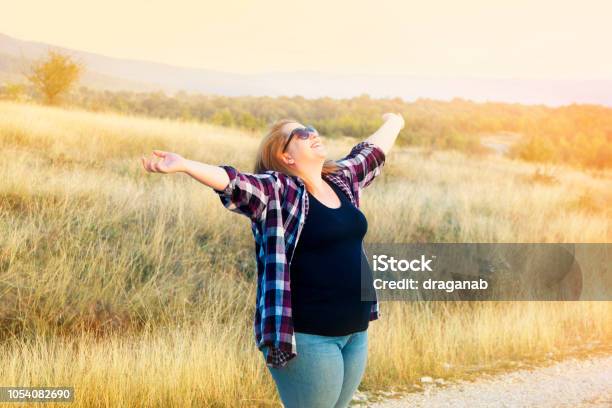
[{"xmin": 141, "ymin": 150, "xmax": 186, "ymax": 174}]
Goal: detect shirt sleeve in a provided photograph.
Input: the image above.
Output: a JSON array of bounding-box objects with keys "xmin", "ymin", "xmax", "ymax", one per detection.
[
  {"xmin": 335, "ymin": 140, "xmax": 386, "ymax": 190},
  {"xmin": 212, "ymin": 165, "xmax": 275, "ymax": 222},
  {"xmin": 263, "ymin": 345, "xmax": 296, "ymax": 369}
]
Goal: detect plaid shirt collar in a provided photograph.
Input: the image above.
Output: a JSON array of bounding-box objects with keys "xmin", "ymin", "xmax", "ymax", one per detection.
[{"xmin": 213, "ymin": 141, "xmax": 386, "ymax": 368}]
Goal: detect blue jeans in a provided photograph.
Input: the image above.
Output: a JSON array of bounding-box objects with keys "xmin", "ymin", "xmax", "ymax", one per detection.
[{"xmin": 262, "ymin": 329, "xmax": 369, "ymax": 408}]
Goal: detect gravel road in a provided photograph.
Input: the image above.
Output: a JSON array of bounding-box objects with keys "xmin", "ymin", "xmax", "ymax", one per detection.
[{"xmin": 359, "ymin": 354, "xmax": 612, "ymax": 408}]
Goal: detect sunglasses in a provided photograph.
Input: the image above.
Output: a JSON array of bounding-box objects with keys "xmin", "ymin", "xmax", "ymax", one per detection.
[{"xmin": 282, "ymin": 125, "xmax": 318, "ymax": 152}]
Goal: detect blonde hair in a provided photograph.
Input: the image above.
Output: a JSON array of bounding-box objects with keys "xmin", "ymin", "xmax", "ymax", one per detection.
[{"xmin": 253, "ymin": 118, "xmax": 341, "ymax": 176}]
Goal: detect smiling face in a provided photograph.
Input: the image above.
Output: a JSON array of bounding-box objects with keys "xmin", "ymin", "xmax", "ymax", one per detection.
[{"xmin": 280, "ymin": 122, "xmax": 328, "ymax": 167}]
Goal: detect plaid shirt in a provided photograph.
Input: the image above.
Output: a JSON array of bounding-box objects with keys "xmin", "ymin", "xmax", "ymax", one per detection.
[{"xmin": 213, "ymin": 140, "xmax": 386, "ymax": 368}]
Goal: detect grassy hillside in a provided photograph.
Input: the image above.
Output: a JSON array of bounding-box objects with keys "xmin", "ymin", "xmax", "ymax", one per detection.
[{"xmin": 0, "ymin": 100, "xmax": 610, "ymax": 407}]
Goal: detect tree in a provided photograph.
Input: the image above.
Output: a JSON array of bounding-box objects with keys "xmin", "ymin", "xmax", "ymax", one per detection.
[
  {"xmin": 25, "ymin": 50, "xmax": 84, "ymax": 105},
  {"xmin": 0, "ymin": 81, "xmax": 28, "ymax": 101}
]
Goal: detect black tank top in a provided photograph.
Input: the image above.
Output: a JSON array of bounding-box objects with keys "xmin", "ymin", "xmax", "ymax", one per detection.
[{"xmin": 289, "ymin": 178, "xmax": 375, "ymax": 336}]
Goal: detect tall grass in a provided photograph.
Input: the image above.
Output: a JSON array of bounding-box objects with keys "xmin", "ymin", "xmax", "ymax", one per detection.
[{"xmin": 0, "ymin": 100, "xmax": 610, "ymax": 407}]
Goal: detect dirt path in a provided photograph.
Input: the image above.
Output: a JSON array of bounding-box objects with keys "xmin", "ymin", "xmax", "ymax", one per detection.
[{"xmin": 358, "ymin": 354, "xmax": 612, "ymax": 407}]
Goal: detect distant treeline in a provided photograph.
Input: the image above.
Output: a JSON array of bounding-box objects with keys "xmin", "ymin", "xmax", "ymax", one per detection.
[{"xmin": 5, "ymin": 85, "xmax": 612, "ymax": 169}]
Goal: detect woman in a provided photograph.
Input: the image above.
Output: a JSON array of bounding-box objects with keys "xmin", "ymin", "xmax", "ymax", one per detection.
[{"xmin": 141, "ymin": 113, "xmax": 404, "ymax": 407}]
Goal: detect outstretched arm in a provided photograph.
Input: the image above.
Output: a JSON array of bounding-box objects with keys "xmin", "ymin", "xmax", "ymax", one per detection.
[
  {"xmin": 141, "ymin": 150, "xmax": 230, "ymax": 191},
  {"xmin": 182, "ymin": 158, "xmax": 233, "ymax": 192},
  {"xmin": 141, "ymin": 150, "xmax": 274, "ymax": 221},
  {"xmin": 334, "ymin": 113, "xmax": 403, "ymax": 191},
  {"xmin": 365, "ymin": 113, "xmax": 405, "ymax": 156}
]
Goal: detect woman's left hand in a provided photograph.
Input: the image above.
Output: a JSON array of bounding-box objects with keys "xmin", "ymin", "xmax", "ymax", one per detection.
[{"xmin": 382, "ymin": 112, "xmax": 405, "ymax": 129}]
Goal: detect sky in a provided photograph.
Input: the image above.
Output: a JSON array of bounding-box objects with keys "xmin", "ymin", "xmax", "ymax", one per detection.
[{"xmin": 2, "ymin": 0, "xmax": 611, "ymax": 80}]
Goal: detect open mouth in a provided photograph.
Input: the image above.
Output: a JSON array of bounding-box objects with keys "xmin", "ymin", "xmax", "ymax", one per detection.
[{"xmin": 311, "ymin": 142, "xmax": 322, "ymax": 148}]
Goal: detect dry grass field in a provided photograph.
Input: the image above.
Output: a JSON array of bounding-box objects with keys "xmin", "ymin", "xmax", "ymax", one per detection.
[{"xmin": 0, "ymin": 100, "xmax": 610, "ymax": 407}]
